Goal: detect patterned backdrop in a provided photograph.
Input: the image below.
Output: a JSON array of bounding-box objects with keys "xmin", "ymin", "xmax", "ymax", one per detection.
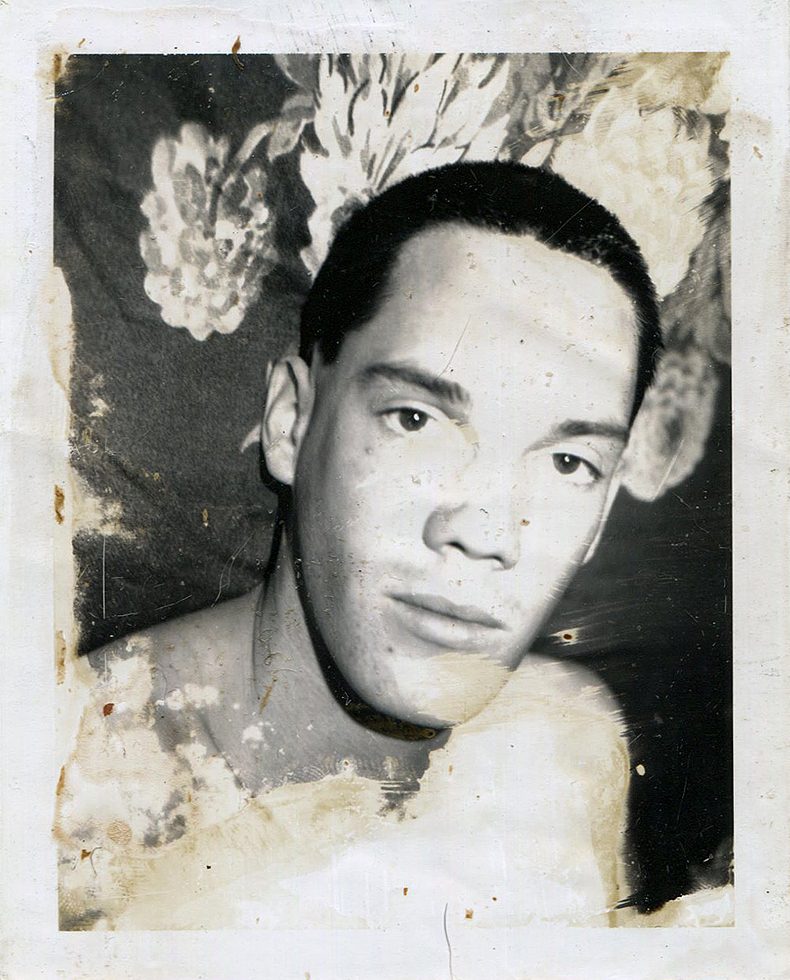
[{"xmin": 56, "ymin": 53, "xmax": 731, "ymax": 909}]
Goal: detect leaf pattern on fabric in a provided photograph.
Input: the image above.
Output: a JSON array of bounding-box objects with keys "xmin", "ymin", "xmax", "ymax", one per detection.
[{"xmin": 298, "ymin": 54, "xmax": 511, "ymax": 276}]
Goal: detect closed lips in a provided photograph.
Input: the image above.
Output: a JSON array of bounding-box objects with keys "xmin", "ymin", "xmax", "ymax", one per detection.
[{"xmin": 388, "ymin": 593, "xmax": 505, "ymax": 630}]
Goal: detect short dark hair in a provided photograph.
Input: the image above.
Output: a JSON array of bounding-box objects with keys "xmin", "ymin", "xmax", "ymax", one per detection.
[{"xmin": 300, "ymin": 160, "xmax": 661, "ymax": 422}]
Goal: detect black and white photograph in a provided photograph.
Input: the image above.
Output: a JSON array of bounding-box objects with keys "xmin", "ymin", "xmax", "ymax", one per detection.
[{"xmin": 53, "ymin": 51, "xmax": 733, "ymax": 930}]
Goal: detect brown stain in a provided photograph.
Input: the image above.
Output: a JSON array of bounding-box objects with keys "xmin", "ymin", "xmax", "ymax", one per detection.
[
  {"xmin": 55, "ymin": 765, "xmax": 66, "ymax": 798},
  {"xmin": 78, "ymin": 38, "xmax": 86, "ymax": 48},
  {"xmin": 106, "ymin": 820, "xmax": 132, "ymax": 845},
  {"xmin": 48, "ymin": 48, "xmax": 76, "ymax": 89},
  {"xmin": 520, "ymin": 518, "xmax": 530, "ymax": 526},
  {"xmin": 413, "ymin": 82, "xmax": 420, "ymax": 93},
  {"xmin": 402, "ymin": 886, "xmax": 408, "ymax": 896},
  {"xmin": 54, "ymin": 484, "xmax": 65, "ymax": 524},
  {"xmin": 602, "ymin": 52, "xmax": 728, "ymax": 111},
  {"xmin": 465, "ymin": 908, "xmax": 473, "ymax": 919},
  {"xmin": 753, "ymin": 145, "xmax": 763, "ymax": 160},
  {"xmin": 201, "ymin": 507, "xmax": 209, "ymax": 527},
  {"xmin": 259, "ymin": 678, "xmax": 277, "ymax": 713},
  {"xmin": 55, "ymin": 630, "xmax": 67, "ymax": 685},
  {"xmin": 231, "ymin": 36, "xmax": 245, "ymax": 72},
  {"xmin": 80, "ymin": 848, "xmax": 93, "ymax": 861},
  {"xmin": 102, "ymin": 702, "xmax": 114, "ymax": 717}
]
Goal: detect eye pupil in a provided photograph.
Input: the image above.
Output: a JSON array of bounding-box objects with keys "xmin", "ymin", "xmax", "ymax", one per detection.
[
  {"xmin": 553, "ymin": 453, "xmax": 581, "ymax": 475},
  {"xmin": 399, "ymin": 409, "xmax": 427, "ymax": 432}
]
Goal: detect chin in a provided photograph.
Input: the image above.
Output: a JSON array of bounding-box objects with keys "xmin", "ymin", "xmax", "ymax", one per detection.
[
  {"xmin": 378, "ymin": 697, "xmax": 490, "ymax": 731},
  {"xmin": 349, "ymin": 647, "xmax": 514, "ymax": 730}
]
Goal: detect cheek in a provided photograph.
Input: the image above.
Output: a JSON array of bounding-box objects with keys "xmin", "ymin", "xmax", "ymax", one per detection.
[
  {"xmin": 295, "ymin": 421, "xmax": 422, "ymax": 569},
  {"xmin": 519, "ymin": 486, "xmax": 608, "ymax": 571},
  {"xmin": 317, "ymin": 425, "xmax": 449, "ymax": 522}
]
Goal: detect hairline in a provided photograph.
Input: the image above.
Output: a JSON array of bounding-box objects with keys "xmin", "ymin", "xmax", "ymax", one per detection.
[
  {"xmin": 300, "ymin": 163, "xmax": 661, "ymax": 423},
  {"xmin": 316, "ymin": 216, "xmax": 643, "ymax": 395}
]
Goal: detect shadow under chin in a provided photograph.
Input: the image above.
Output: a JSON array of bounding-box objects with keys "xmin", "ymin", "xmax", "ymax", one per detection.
[{"xmin": 287, "ymin": 505, "xmax": 450, "ymax": 744}]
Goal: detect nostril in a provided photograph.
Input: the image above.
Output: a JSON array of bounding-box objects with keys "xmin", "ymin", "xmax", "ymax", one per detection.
[{"xmin": 423, "ymin": 503, "xmax": 520, "ymax": 569}]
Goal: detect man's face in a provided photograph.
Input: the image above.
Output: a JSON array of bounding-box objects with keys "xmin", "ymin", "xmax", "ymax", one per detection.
[{"xmin": 290, "ymin": 224, "xmax": 638, "ymax": 727}]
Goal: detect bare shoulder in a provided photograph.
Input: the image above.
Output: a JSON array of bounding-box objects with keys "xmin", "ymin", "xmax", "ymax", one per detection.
[
  {"xmin": 87, "ymin": 586, "xmax": 262, "ymax": 689},
  {"xmin": 57, "ymin": 589, "xmax": 264, "ymax": 929},
  {"xmin": 479, "ymin": 654, "xmax": 627, "ymax": 738},
  {"xmin": 83, "ymin": 584, "xmax": 265, "ymax": 773}
]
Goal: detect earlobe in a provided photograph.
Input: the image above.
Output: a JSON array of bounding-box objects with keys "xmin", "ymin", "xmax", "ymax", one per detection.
[
  {"xmin": 582, "ymin": 472, "xmax": 622, "ymax": 565},
  {"xmin": 261, "ymin": 356, "xmax": 314, "ymax": 487}
]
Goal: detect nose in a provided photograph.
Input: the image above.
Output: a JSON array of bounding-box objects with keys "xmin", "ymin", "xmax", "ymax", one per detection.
[{"xmin": 422, "ymin": 468, "xmax": 521, "ymax": 570}]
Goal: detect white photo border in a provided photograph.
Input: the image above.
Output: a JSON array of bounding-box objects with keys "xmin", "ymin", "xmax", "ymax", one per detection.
[{"xmin": 1, "ymin": 1, "xmax": 787, "ymax": 977}]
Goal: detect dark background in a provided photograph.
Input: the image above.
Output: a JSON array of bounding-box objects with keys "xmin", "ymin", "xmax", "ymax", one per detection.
[{"xmin": 56, "ymin": 55, "xmax": 732, "ymax": 912}]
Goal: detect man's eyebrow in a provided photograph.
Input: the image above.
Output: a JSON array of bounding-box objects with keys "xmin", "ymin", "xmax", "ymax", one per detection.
[
  {"xmin": 357, "ymin": 362, "xmax": 471, "ymax": 408},
  {"xmin": 542, "ymin": 418, "xmax": 630, "ymax": 445}
]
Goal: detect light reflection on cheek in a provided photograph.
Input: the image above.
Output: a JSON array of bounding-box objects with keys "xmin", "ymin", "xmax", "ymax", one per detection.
[{"xmin": 373, "ymin": 444, "xmax": 464, "ymax": 497}]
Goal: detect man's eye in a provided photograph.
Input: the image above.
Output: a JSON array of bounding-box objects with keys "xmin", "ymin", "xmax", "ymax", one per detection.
[
  {"xmin": 552, "ymin": 452, "xmax": 600, "ymax": 484},
  {"xmin": 385, "ymin": 408, "xmax": 432, "ymax": 433}
]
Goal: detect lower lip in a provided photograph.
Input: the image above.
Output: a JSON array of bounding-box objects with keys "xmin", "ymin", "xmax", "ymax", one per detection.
[{"xmin": 388, "ymin": 596, "xmax": 502, "ymax": 651}]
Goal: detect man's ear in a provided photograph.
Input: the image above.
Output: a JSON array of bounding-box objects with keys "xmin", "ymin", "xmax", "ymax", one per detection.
[
  {"xmin": 581, "ymin": 470, "xmax": 623, "ymax": 565},
  {"xmin": 261, "ymin": 356, "xmax": 314, "ymax": 487}
]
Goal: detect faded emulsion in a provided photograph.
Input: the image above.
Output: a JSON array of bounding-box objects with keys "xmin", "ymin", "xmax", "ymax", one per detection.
[{"xmin": 54, "ymin": 53, "xmax": 732, "ymax": 928}]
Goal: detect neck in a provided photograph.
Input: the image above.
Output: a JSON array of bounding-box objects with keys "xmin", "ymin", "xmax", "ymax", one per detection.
[{"xmin": 251, "ymin": 529, "xmax": 448, "ymax": 795}]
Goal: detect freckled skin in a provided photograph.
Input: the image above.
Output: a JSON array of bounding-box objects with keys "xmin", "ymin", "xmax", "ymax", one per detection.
[{"xmin": 272, "ymin": 224, "xmax": 638, "ymax": 730}]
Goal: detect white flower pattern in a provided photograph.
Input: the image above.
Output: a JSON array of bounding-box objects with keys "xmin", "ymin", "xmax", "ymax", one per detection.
[{"xmin": 140, "ymin": 123, "xmax": 276, "ymax": 341}]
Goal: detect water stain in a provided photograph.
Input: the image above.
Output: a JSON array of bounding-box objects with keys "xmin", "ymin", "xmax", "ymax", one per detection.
[
  {"xmin": 42, "ymin": 267, "xmax": 73, "ymax": 397},
  {"xmin": 600, "ymin": 52, "xmax": 728, "ymax": 111},
  {"xmin": 106, "ymin": 820, "xmax": 132, "ymax": 845}
]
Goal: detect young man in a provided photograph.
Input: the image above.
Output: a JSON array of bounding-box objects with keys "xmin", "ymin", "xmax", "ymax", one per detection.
[{"xmin": 57, "ymin": 161, "xmax": 661, "ymax": 929}]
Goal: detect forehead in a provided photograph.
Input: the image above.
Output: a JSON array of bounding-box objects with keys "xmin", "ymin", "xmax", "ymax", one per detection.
[
  {"xmin": 325, "ymin": 223, "xmax": 638, "ymax": 420},
  {"xmin": 390, "ymin": 222, "xmax": 633, "ymax": 344}
]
